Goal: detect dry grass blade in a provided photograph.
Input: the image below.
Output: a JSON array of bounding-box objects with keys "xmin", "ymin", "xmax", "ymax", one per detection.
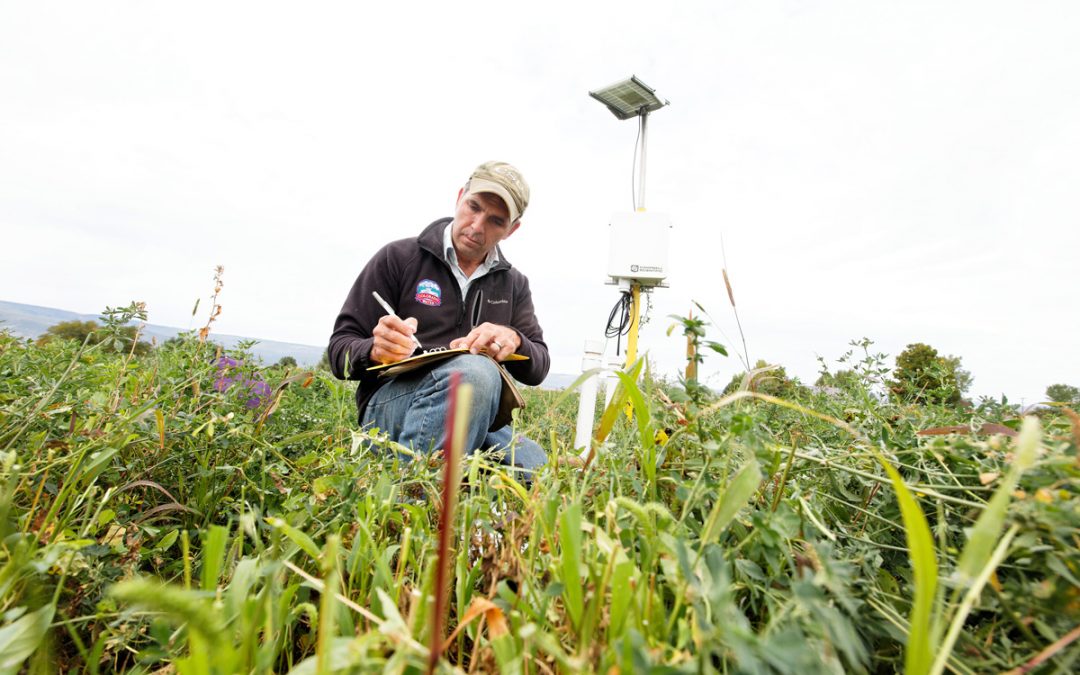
[
  {"xmin": 722, "ymin": 269, "xmax": 736, "ymax": 308},
  {"xmin": 1061, "ymin": 407, "xmax": 1080, "ymax": 456},
  {"xmin": 1005, "ymin": 622, "xmax": 1080, "ymax": 674},
  {"xmin": 917, "ymin": 423, "xmax": 1017, "ymax": 437},
  {"xmin": 722, "ymin": 267, "xmax": 750, "ymax": 369}
]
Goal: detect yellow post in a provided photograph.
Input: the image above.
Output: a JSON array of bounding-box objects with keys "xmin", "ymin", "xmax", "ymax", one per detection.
[
  {"xmin": 624, "ymin": 282, "xmax": 641, "ymax": 370},
  {"xmin": 623, "ymin": 282, "xmax": 641, "ymax": 419}
]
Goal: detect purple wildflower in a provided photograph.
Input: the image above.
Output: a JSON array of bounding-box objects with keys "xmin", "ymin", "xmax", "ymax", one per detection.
[
  {"xmin": 245, "ymin": 380, "xmax": 273, "ymax": 409},
  {"xmin": 212, "ymin": 356, "xmax": 272, "ymax": 410}
]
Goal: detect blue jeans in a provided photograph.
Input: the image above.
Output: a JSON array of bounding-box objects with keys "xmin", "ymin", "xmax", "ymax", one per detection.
[{"xmin": 361, "ymin": 354, "xmax": 546, "ymax": 480}]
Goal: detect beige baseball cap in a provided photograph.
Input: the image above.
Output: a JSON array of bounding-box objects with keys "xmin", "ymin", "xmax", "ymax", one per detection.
[{"xmin": 467, "ymin": 161, "xmax": 530, "ymax": 224}]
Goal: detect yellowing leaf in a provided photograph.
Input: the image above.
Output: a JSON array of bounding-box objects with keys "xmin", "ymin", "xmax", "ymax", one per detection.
[{"xmin": 444, "ymin": 597, "xmax": 509, "ymax": 645}]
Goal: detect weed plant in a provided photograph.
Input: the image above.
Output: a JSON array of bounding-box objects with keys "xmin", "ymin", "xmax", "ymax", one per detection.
[{"xmin": 0, "ymin": 309, "xmax": 1077, "ymax": 674}]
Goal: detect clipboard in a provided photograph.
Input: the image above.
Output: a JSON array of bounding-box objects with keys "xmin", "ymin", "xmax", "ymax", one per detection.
[{"xmin": 368, "ymin": 348, "xmax": 529, "ymax": 431}]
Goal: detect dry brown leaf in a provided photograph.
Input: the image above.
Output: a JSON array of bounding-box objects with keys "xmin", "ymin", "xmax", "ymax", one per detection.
[{"xmin": 444, "ymin": 597, "xmax": 508, "ymax": 646}]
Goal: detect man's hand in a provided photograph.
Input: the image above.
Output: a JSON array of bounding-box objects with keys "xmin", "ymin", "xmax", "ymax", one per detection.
[
  {"xmin": 371, "ymin": 315, "xmax": 419, "ymax": 365},
  {"xmin": 450, "ymin": 322, "xmax": 521, "ymax": 362}
]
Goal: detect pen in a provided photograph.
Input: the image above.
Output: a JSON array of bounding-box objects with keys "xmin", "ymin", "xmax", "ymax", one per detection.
[{"xmin": 372, "ymin": 291, "xmax": 423, "ymax": 350}]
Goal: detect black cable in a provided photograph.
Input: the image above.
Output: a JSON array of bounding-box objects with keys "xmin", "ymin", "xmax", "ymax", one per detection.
[{"xmin": 605, "ymin": 291, "xmax": 634, "ymax": 355}]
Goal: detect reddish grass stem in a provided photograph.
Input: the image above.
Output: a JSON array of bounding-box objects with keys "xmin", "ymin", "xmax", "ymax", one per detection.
[{"xmin": 429, "ymin": 371, "xmax": 462, "ymax": 675}]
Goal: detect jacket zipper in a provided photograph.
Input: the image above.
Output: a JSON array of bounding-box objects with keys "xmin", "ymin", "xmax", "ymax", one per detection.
[{"xmin": 471, "ymin": 289, "xmax": 484, "ymax": 328}]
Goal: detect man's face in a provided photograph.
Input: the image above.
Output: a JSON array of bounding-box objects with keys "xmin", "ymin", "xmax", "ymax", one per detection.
[{"xmin": 451, "ymin": 189, "xmax": 520, "ymax": 265}]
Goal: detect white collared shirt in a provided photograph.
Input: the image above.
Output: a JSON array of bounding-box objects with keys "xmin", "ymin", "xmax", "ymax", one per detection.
[{"xmin": 443, "ymin": 222, "xmax": 499, "ymax": 297}]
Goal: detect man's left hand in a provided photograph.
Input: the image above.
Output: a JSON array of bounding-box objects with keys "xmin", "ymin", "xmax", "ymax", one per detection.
[{"xmin": 450, "ymin": 323, "xmax": 521, "ymax": 362}]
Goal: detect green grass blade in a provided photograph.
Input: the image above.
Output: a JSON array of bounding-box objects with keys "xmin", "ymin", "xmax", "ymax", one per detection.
[
  {"xmin": 700, "ymin": 459, "xmax": 762, "ymax": 545},
  {"xmin": 956, "ymin": 417, "xmax": 1039, "ymax": 584},
  {"xmin": 595, "ymin": 358, "xmax": 645, "ymax": 444},
  {"xmin": 560, "ymin": 502, "xmax": 584, "ymax": 628},
  {"xmin": 200, "ymin": 524, "xmax": 229, "ymax": 593},
  {"xmin": 316, "ymin": 535, "xmax": 340, "ymax": 675},
  {"xmin": 615, "ymin": 370, "xmax": 654, "ymax": 456},
  {"xmin": 875, "ymin": 451, "xmax": 939, "ymax": 675},
  {"xmin": 267, "ymin": 516, "xmax": 321, "ymax": 561},
  {"xmin": 930, "ymin": 525, "xmax": 1019, "ymax": 675},
  {"xmin": 608, "ymin": 557, "xmax": 635, "ymax": 638}
]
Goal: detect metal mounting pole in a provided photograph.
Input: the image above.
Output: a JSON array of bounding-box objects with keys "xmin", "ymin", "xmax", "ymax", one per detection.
[{"xmin": 638, "ymin": 111, "xmax": 648, "ymax": 211}]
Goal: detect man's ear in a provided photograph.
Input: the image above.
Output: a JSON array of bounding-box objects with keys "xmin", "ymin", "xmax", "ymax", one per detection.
[
  {"xmin": 506, "ymin": 220, "xmax": 522, "ymax": 238},
  {"xmin": 456, "ymin": 187, "xmax": 465, "ymax": 202}
]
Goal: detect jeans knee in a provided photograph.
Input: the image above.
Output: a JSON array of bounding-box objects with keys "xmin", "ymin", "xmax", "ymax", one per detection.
[{"xmin": 450, "ymin": 355, "xmax": 502, "ymax": 404}]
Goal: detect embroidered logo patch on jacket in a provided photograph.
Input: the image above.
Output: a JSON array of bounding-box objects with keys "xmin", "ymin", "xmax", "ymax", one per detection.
[{"xmin": 415, "ymin": 279, "xmax": 442, "ymax": 306}]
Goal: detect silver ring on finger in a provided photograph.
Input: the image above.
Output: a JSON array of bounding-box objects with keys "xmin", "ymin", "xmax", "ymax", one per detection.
[{"xmin": 491, "ymin": 340, "xmax": 503, "ymax": 352}]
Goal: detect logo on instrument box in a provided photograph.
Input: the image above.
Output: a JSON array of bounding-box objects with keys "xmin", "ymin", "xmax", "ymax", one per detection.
[{"xmin": 415, "ymin": 279, "xmax": 442, "ymax": 306}]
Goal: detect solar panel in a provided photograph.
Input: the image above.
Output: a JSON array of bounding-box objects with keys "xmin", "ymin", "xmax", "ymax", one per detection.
[{"xmin": 589, "ymin": 76, "xmax": 668, "ymax": 120}]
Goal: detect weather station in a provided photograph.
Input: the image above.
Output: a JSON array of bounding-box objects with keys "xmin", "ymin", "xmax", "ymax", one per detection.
[{"xmin": 575, "ymin": 76, "xmax": 672, "ymax": 455}]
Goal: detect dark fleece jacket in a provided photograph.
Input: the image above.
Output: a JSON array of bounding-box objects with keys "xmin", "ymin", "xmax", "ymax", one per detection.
[{"xmin": 328, "ymin": 218, "xmax": 550, "ymax": 419}]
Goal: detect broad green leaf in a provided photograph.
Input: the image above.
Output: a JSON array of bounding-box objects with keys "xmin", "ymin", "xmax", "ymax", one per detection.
[
  {"xmin": 700, "ymin": 460, "xmax": 762, "ymax": 545},
  {"xmin": 78, "ymin": 446, "xmax": 119, "ymax": 485},
  {"xmin": 0, "ymin": 605, "xmax": 54, "ymax": 675},
  {"xmin": 156, "ymin": 529, "xmax": 179, "ymax": 551}
]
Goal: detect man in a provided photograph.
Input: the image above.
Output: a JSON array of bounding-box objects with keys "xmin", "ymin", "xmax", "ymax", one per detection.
[{"xmin": 328, "ymin": 161, "xmax": 549, "ymax": 476}]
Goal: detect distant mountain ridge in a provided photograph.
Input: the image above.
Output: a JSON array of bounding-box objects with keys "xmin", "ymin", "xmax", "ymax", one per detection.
[
  {"xmin": 0, "ymin": 300, "xmax": 325, "ymax": 366},
  {"xmin": 0, "ymin": 300, "xmax": 575, "ymax": 389}
]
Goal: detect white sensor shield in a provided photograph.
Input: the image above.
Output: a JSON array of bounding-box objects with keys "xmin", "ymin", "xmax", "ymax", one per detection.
[{"xmin": 607, "ymin": 211, "xmax": 672, "ymax": 284}]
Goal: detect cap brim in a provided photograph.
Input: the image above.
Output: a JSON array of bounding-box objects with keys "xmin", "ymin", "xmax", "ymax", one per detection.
[{"xmin": 467, "ymin": 179, "xmax": 521, "ymax": 224}]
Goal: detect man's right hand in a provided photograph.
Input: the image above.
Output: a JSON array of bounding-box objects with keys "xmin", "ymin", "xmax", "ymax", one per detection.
[{"xmin": 371, "ymin": 315, "xmax": 419, "ymax": 364}]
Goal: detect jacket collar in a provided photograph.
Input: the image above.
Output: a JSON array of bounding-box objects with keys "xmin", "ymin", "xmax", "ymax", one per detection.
[{"xmin": 417, "ymin": 218, "xmax": 512, "ymax": 271}]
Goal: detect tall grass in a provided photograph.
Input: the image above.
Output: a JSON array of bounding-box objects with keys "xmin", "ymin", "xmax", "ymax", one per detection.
[{"xmin": 0, "ymin": 314, "xmax": 1077, "ymax": 673}]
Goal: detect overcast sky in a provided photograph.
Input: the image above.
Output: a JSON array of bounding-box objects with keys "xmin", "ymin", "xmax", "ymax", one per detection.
[{"xmin": 2, "ymin": 1, "xmax": 1077, "ymax": 406}]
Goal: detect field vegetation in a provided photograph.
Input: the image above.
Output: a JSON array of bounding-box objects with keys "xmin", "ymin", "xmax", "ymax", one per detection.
[{"xmin": 0, "ymin": 301, "xmax": 1078, "ymax": 674}]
